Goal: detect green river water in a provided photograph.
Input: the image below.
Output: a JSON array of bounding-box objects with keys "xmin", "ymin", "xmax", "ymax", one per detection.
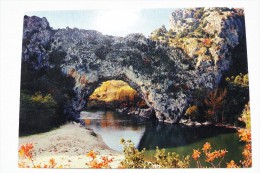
[{"xmin": 81, "ymin": 110, "xmax": 244, "ymax": 167}]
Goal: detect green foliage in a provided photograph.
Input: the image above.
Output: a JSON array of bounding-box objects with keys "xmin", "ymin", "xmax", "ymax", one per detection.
[
  {"xmin": 31, "ymin": 92, "xmax": 57, "ymax": 105},
  {"xmin": 243, "ymin": 74, "xmax": 249, "ymax": 86},
  {"xmin": 120, "ymin": 139, "xmax": 190, "ymax": 168},
  {"xmin": 222, "ymin": 73, "xmax": 249, "ymax": 125},
  {"xmin": 154, "ymin": 147, "xmax": 190, "ymax": 168},
  {"xmin": 226, "ymin": 73, "xmax": 249, "ymax": 87},
  {"xmin": 120, "ymin": 139, "xmax": 151, "ymax": 168},
  {"xmin": 222, "ymin": 84, "xmax": 249, "ymax": 125},
  {"xmin": 19, "ymin": 91, "xmax": 58, "ymax": 135},
  {"xmin": 234, "ymin": 75, "xmax": 243, "ymax": 85},
  {"xmin": 238, "ymin": 103, "xmax": 250, "ymax": 129},
  {"xmin": 19, "ymin": 51, "xmax": 76, "ymax": 135}
]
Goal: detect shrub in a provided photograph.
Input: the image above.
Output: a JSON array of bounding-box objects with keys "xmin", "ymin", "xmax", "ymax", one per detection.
[
  {"xmin": 19, "ymin": 91, "xmax": 58, "ymax": 135},
  {"xmin": 86, "ymin": 150, "xmax": 114, "ymax": 168},
  {"xmin": 238, "ymin": 103, "xmax": 252, "ymax": 167},
  {"xmin": 227, "ymin": 103, "xmax": 252, "ymax": 168},
  {"xmin": 234, "ymin": 75, "xmax": 243, "ymax": 85},
  {"xmin": 18, "ymin": 143, "xmax": 62, "ymax": 168},
  {"xmin": 120, "ymin": 139, "xmax": 151, "ymax": 168},
  {"xmin": 185, "ymin": 105, "xmax": 199, "ymax": 120},
  {"xmin": 20, "ymin": 53, "xmax": 76, "ymax": 133},
  {"xmin": 226, "ymin": 160, "xmax": 240, "ymax": 168},
  {"xmin": 204, "ymin": 88, "xmax": 227, "ymax": 122},
  {"xmin": 154, "ymin": 147, "xmax": 190, "ymax": 168},
  {"xmin": 238, "ymin": 103, "xmax": 250, "ymax": 129},
  {"xmin": 243, "ymin": 74, "xmax": 249, "ymax": 86},
  {"xmin": 192, "ymin": 142, "xmax": 228, "ymax": 168},
  {"xmin": 120, "ymin": 139, "xmax": 190, "ymax": 168},
  {"xmin": 31, "ymin": 92, "xmax": 57, "ymax": 106},
  {"xmin": 226, "ymin": 73, "xmax": 249, "ymax": 87},
  {"xmin": 223, "ymin": 74, "xmax": 249, "ymax": 125}
]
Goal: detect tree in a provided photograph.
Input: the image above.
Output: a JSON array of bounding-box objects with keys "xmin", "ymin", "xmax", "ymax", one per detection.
[{"xmin": 204, "ymin": 88, "xmax": 227, "ymax": 121}]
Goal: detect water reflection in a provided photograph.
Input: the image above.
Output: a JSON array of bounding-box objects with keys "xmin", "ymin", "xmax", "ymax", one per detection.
[
  {"xmin": 80, "ymin": 111, "xmax": 147, "ymax": 151},
  {"xmin": 80, "ymin": 111, "xmax": 238, "ymax": 153},
  {"xmin": 138, "ymin": 123, "xmax": 237, "ymax": 150}
]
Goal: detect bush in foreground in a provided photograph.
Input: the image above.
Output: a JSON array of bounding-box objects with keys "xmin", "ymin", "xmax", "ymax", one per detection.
[
  {"xmin": 119, "ymin": 138, "xmax": 190, "ymax": 168},
  {"xmin": 19, "ymin": 92, "xmax": 58, "ymax": 135}
]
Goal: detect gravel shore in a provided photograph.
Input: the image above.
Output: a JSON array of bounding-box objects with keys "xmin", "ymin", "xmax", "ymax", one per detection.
[{"xmin": 18, "ymin": 123, "xmax": 124, "ymax": 168}]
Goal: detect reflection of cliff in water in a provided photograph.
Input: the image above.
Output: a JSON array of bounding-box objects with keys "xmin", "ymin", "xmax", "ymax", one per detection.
[
  {"xmin": 81, "ymin": 111, "xmax": 238, "ymax": 152},
  {"xmin": 82, "ymin": 110, "xmax": 148, "ymax": 130},
  {"xmin": 137, "ymin": 123, "xmax": 237, "ymax": 150},
  {"xmin": 81, "ymin": 111, "xmax": 147, "ymax": 151}
]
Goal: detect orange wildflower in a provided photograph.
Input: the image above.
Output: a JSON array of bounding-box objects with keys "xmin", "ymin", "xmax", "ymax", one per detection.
[
  {"xmin": 49, "ymin": 158, "xmax": 57, "ymax": 168},
  {"xmin": 241, "ymin": 158, "xmax": 252, "ymax": 168},
  {"xmin": 220, "ymin": 149, "xmax": 228, "ymax": 157},
  {"xmin": 87, "ymin": 156, "xmax": 113, "ymax": 168},
  {"xmin": 242, "ymin": 149, "xmax": 251, "ymax": 158},
  {"xmin": 86, "ymin": 150, "xmax": 97, "ymax": 160},
  {"xmin": 213, "ymin": 150, "xmax": 221, "ymax": 158},
  {"xmin": 18, "ymin": 162, "xmax": 28, "ymax": 168},
  {"xmin": 227, "ymin": 160, "xmax": 240, "ymax": 168},
  {"xmin": 86, "ymin": 151, "xmax": 114, "ymax": 168},
  {"xmin": 245, "ymin": 143, "xmax": 251, "ymax": 150},
  {"xmin": 101, "ymin": 156, "xmax": 114, "ymax": 168},
  {"xmin": 18, "ymin": 143, "xmax": 63, "ymax": 168},
  {"xmin": 192, "ymin": 149, "xmax": 201, "ymax": 161},
  {"xmin": 18, "ymin": 143, "xmax": 34, "ymax": 159},
  {"xmin": 238, "ymin": 129, "xmax": 251, "ymax": 142},
  {"xmin": 202, "ymin": 142, "xmax": 211, "ymax": 153},
  {"xmin": 88, "ymin": 159, "xmax": 99, "ymax": 168},
  {"xmin": 205, "ymin": 152, "xmax": 215, "ymax": 162},
  {"xmin": 34, "ymin": 164, "xmax": 42, "ymax": 168}
]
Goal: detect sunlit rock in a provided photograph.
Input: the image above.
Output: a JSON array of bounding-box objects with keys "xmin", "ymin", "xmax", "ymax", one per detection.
[{"xmin": 21, "ymin": 8, "xmax": 247, "ymax": 123}]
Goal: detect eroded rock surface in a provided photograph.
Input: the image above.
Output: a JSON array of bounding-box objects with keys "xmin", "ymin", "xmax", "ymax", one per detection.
[{"xmin": 21, "ymin": 8, "xmax": 247, "ymax": 123}]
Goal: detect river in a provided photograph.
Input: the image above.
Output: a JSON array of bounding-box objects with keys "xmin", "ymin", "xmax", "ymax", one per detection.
[{"xmin": 80, "ymin": 110, "xmax": 244, "ymax": 167}]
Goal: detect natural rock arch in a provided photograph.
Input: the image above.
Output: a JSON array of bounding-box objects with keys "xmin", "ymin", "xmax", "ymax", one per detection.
[
  {"xmin": 21, "ymin": 14, "xmax": 246, "ymax": 123},
  {"xmin": 56, "ymin": 30, "xmax": 215, "ymax": 123}
]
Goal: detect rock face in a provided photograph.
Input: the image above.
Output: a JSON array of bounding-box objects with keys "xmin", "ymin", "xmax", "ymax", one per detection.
[
  {"xmin": 168, "ymin": 8, "xmax": 247, "ymax": 77},
  {"xmin": 21, "ymin": 8, "xmax": 247, "ymax": 123}
]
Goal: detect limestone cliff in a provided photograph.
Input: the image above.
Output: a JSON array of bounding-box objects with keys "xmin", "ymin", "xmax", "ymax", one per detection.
[
  {"xmin": 21, "ymin": 7, "xmax": 247, "ymax": 124},
  {"xmin": 151, "ymin": 8, "xmax": 247, "ymax": 79}
]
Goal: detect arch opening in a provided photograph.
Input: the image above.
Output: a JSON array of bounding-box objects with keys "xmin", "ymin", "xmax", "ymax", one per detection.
[{"xmin": 85, "ymin": 80, "xmax": 155, "ymax": 118}]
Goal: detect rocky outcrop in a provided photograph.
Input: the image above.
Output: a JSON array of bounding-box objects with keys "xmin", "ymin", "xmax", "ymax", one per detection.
[
  {"xmin": 21, "ymin": 7, "xmax": 247, "ymax": 123},
  {"xmin": 152, "ymin": 8, "xmax": 247, "ymax": 81},
  {"xmin": 168, "ymin": 8, "xmax": 246, "ymax": 77}
]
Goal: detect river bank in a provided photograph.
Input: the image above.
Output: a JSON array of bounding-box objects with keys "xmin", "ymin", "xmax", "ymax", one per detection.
[{"xmin": 18, "ymin": 123, "xmax": 124, "ymax": 168}]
